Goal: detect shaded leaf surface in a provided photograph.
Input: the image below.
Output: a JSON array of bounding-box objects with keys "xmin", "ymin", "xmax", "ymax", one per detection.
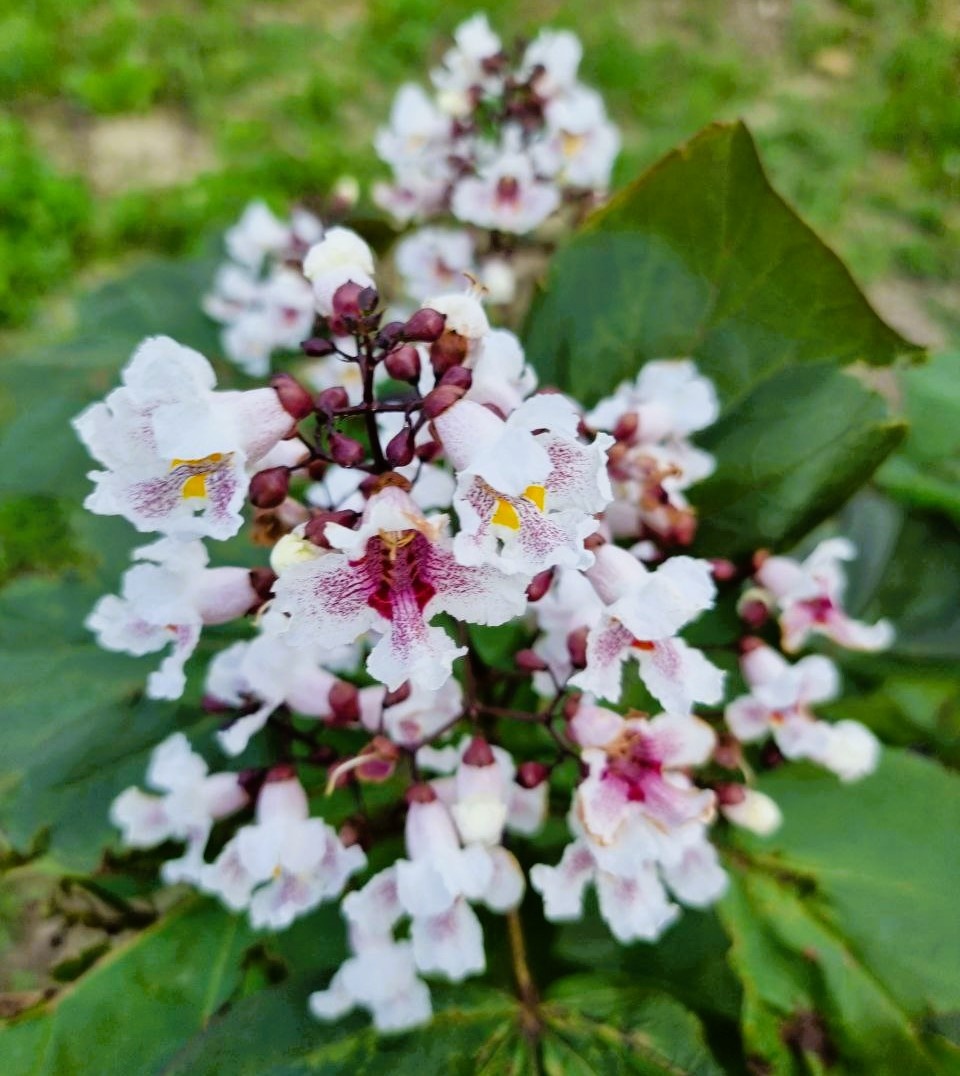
[
  {"xmin": 164, "ymin": 974, "xmax": 723, "ymax": 1076},
  {"xmin": 522, "ymin": 123, "xmax": 912, "ymax": 558},
  {"xmin": 0, "ymin": 897, "xmax": 252, "ymax": 1076},
  {"xmin": 720, "ymin": 749, "xmax": 960, "ymax": 1074},
  {"xmin": 523, "ymin": 122, "xmax": 916, "ymax": 408}
]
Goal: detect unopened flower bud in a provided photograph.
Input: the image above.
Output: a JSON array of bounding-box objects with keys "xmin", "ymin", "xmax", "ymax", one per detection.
[
  {"xmin": 440, "ymin": 365, "xmax": 472, "ymax": 391},
  {"xmin": 738, "ymin": 588, "xmax": 772, "ymax": 629},
  {"xmin": 304, "ymin": 509, "xmax": 359, "ymax": 548},
  {"xmin": 711, "ymin": 558, "xmax": 738, "ymax": 582},
  {"xmin": 265, "ymin": 763, "xmax": 297, "ymax": 784},
  {"xmin": 271, "ymin": 373, "xmax": 315, "ymax": 420},
  {"xmin": 583, "ymin": 531, "xmax": 605, "ymax": 552},
  {"xmin": 357, "ymin": 285, "xmax": 379, "ymax": 313},
  {"xmin": 385, "ymin": 426, "xmax": 416, "ymax": 467},
  {"xmin": 249, "ymin": 466, "xmax": 290, "ymax": 508},
  {"xmin": 377, "ymin": 321, "xmax": 405, "ymax": 350},
  {"xmin": 517, "ymin": 761, "xmax": 550, "ymax": 789},
  {"xmin": 721, "ymin": 788, "xmax": 783, "ymax": 836},
  {"xmin": 403, "ymin": 307, "xmax": 446, "ymax": 342},
  {"xmin": 713, "ymin": 734, "xmax": 743, "ymax": 770},
  {"xmin": 405, "ymin": 782, "xmax": 438, "ymax": 805},
  {"xmin": 247, "ymin": 567, "xmax": 277, "ymax": 605},
  {"xmin": 332, "ymin": 281, "xmax": 365, "ymax": 319},
  {"xmin": 315, "ymin": 386, "xmax": 350, "ymax": 415},
  {"xmin": 515, "ymin": 648, "xmax": 548, "ymax": 673},
  {"xmin": 567, "ymin": 626, "xmax": 589, "ymax": 669},
  {"xmin": 421, "ymin": 384, "xmax": 466, "ymax": 419},
  {"xmin": 307, "ymin": 458, "xmax": 328, "ymax": 481},
  {"xmin": 462, "ymin": 736, "xmax": 495, "ymax": 767},
  {"xmin": 328, "ymin": 680, "xmax": 360, "ymax": 725},
  {"xmin": 715, "ymin": 782, "xmax": 747, "ymax": 807},
  {"xmin": 610, "ymin": 412, "xmax": 638, "ymax": 442},
  {"xmin": 739, "ymin": 635, "xmax": 767, "ymax": 655},
  {"xmin": 328, "ymin": 431, "xmax": 366, "ymax": 467},
  {"xmin": 526, "ymin": 569, "xmax": 554, "ymax": 602},
  {"xmin": 430, "ymin": 331, "xmax": 469, "ymax": 376},
  {"xmin": 415, "ymin": 438, "xmax": 442, "ymax": 462},
  {"xmin": 384, "ymin": 344, "xmax": 421, "ymax": 382},
  {"xmin": 302, "ymin": 336, "xmax": 336, "ymax": 357}
]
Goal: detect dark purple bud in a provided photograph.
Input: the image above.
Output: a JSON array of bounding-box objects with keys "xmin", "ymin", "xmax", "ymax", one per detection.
[
  {"xmin": 526, "ymin": 569, "xmax": 554, "ymax": 603},
  {"xmin": 384, "ymin": 344, "xmax": 421, "ymax": 383},
  {"xmin": 302, "ymin": 336, "xmax": 336, "ymax": 357},
  {"xmin": 248, "ymin": 567, "xmax": 277, "ymax": 605},
  {"xmin": 376, "ymin": 320, "xmax": 406, "ymax": 350},
  {"xmin": 711, "ymin": 558, "xmax": 738, "ymax": 582},
  {"xmin": 415, "ymin": 438, "xmax": 443, "ymax": 462},
  {"xmin": 739, "ymin": 598, "xmax": 770, "ymax": 629},
  {"xmin": 357, "ymin": 285, "xmax": 379, "ymax": 313},
  {"xmin": 307, "ymin": 458, "xmax": 328, "ymax": 481},
  {"xmin": 403, "ymin": 307, "xmax": 446, "ymax": 342},
  {"xmin": 515, "ymin": 648, "xmax": 548, "ymax": 673},
  {"xmin": 612, "ymin": 412, "xmax": 639, "ymax": 442},
  {"xmin": 405, "ymin": 782, "xmax": 438, "ymax": 805},
  {"xmin": 567, "ymin": 626, "xmax": 589, "ymax": 670},
  {"xmin": 328, "ymin": 680, "xmax": 360, "ymax": 724},
  {"xmin": 440, "ymin": 365, "xmax": 472, "ymax": 391},
  {"xmin": 385, "ymin": 426, "xmax": 416, "ymax": 468},
  {"xmin": 265, "ymin": 763, "xmax": 297, "ymax": 784},
  {"xmin": 328, "ymin": 431, "xmax": 366, "ymax": 467},
  {"xmin": 713, "ymin": 735, "xmax": 743, "ymax": 770},
  {"xmin": 583, "ymin": 531, "xmax": 605, "ymax": 552},
  {"xmin": 716, "ymin": 782, "xmax": 747, "ymax": 807},
  {"xmin": 517, "ymin": 761, "xmax": 550, "ymax": 789},
  {"xmin": 315, "ymin": 386, "xmax": 350, "ymax": 415},
  {"xmin": 421, "ymin": 384, "xmax": 465, "ymax": 419},
  {"xmin": 332, "ymin": 281, "xmax": 365, "ymax": 319},
  {"xmin": 430, "ymin": 332, "xmax": 468, "ymax": 376},
  {"xmin": 271, "ymin": 373, "xmax": 315, "ymax": 420},
  {"xmin": 463, "ymin": 736, "xmax": 496, "ymax": 767},
  {"xmin": 249, "ymin": 467, "xmax": 290, "ymax": 508},
  {"xmin": 305, "ymin": 509, "xmax": 359, "ymax": 548}
]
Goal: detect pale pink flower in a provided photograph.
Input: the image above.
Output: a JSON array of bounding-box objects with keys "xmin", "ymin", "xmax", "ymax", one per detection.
[
  {"xmin": 73, "ymin": 336, "xmax": 293, "ymax": 540},
  {"xmin": 451, "ymin": 145, "xmax": 560, "ymax": 234},
  {"xmin": 756, "ymin": 538, "xmax": 894, "ymax": 653},
  {"xmin": 434, "ymin": 394, "xmax": 613, "ymax": 576},
  {"xmin": 570, "ymin": 544, "xmax": 724, "ymax": 711},
  {"xmin": 267, "ymin": 486, "xmax": 527, "ymax": 690},
  {"xmin": 87, "ymin": 538, "xmax": 257, "ymax": 700},
  {"xmin": 201, "ymin": 775, "xmax": 365, "ymax": 929},
  {"xmin": 110, "ymin": 733, "xmax": 246, "ymax": 884}
]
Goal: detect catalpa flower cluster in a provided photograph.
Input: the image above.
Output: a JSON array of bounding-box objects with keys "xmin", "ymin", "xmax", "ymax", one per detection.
[
  {"xmin": 375, "ymin": 16, "xmax": 620, "ymax": 313},
  {"xmin": 70, "ymin": 18, "xmax": 894, "ymax": 1040},
  {"xmin": 74, "ymin": 222, "xmax": 891, "ymax": 1033}
]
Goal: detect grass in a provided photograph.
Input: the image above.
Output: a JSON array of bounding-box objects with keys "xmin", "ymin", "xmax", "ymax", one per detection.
[{"xmin": 0, "ymin": 0, "xmax": 956, "ymax": 337}]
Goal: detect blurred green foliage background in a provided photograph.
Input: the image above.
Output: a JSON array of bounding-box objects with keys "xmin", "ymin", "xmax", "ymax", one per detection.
[{"xmin": 0, "ymin": 0, "xmax": 957, "ymax": 342}]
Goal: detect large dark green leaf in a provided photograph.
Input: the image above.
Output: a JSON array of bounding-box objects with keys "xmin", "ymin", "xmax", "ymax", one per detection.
[
  {"xmin": 690, "ymin": 362, "xmax": 905, "ymax": 557},
  {"xmin": 164, "ymin": 973, "xmax": 724, "ymax": 1075},
  {"xmin": 876, "ymin": 350, "xmax": 960, "ymax": 525},
  {"xmin": 0, "ymin": 572, "xmax": 224, "ymax": 870},
  {"xmin": 719, "ymin": 749, "xmax": 960, "ymax": 1074},
  {"xmin": 523, "ymin": 121, "xmax": 918, "ymax": 407},
  {"xmin": 0, "ymin": 897, "xmax": 253, "ymax": 1076},
  {"xmin": 522, "ymin": 122, "xmax": 913, "ymax": 559},
  {"xmin": 840, "ymin": 492, "xmax": 960, "ymax": 662}
]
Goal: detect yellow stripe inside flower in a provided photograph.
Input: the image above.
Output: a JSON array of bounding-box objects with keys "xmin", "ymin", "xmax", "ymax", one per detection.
[
  {"xmin": 491, "ymin": 485, "xmax": 547, "ymax": 530},
  {"xmin": 170, "ymin": 453, "xmax": 225, "ymax": 500},
  {"xmin": 561, "ymin": 131, "xmax": 586, "ymax": 158}
]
